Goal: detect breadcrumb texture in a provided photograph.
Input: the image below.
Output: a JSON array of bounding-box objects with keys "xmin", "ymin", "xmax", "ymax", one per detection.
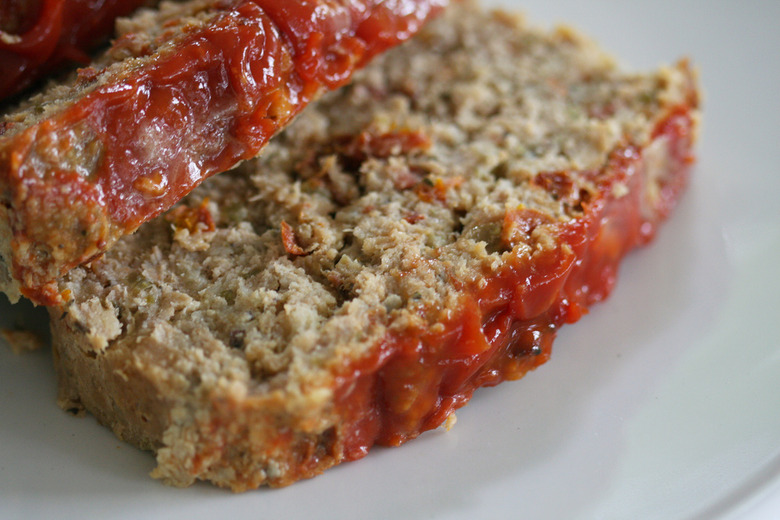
[{"xmin": 50, "ymin": 2, "xmax": 700, "ymax": 490}]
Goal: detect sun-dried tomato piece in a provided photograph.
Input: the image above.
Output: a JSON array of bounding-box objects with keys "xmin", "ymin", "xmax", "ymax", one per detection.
[
  {"xmin": 280, "ymin": 220, "xmax": 308, "ymax": 257},
  {"xmin": 166, "ymin": 199, "xmax": 215, "ymax": 234}
]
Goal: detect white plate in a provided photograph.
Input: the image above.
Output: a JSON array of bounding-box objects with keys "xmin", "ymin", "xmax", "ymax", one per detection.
[{"xmin": 2, "ymin": 1, "xmax": 779, "ymax": 519}]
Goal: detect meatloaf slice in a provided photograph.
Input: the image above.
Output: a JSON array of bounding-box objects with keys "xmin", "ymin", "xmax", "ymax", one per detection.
[
  {"xmin": 50, "ymin": 2, "xmax": 700, "ymax": 490},
  {"xmin": 0, "ymin": 0, "xmax": 446, "ymax": 305}
]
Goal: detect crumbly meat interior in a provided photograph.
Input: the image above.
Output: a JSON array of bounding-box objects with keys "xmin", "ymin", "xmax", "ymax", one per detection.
[{"xmin": 53, "ymin": 2, "xmax": 695, "ymax": 488}]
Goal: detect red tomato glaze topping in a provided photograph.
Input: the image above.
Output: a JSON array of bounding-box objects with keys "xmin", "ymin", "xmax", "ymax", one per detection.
[
  {"xmin": 0, "ymin": 0, "xmax": 152, "ymax": 101},
  {"xmin": 335, "ymin": 107, "xmax": 696, "ymax": 459}
]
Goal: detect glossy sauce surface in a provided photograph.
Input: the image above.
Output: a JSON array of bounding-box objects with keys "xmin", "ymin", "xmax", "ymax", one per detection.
[
  {"xmin": 0, "ymin": 0, "xmax": 150, "ymax": 101},
  {"xmin": 335, "ymin": 107, "xmax": 696, "ymax": 459},
  {"xmin": 76, "ymin": 0, "xmax": 445, "ymax": 229}
]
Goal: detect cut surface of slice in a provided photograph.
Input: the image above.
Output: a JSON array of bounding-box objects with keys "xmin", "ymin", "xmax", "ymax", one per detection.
[
  {"xmin": 50, "ymin": 2, "xmax": 699, "ymax": 490},
  {"xmin": 0, "ymin": 0, "xmax": 446, "ymax": 304}
]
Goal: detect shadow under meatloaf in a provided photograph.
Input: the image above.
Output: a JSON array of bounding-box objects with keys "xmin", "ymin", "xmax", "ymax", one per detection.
[
  {"xmin": 49, "ymin": 2, "xmax": 699, "ymax": 491},
  {"xmin": 0, "ymin": 0, "xmax": 446, "ymax": 305}
]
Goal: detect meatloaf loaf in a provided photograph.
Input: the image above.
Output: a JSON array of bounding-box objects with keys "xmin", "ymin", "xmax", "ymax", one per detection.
[
  {"xmin": 0, "ymin": 0, "xmax": 446, "ymax": 305},
  {"xmin": 50, "ymin": 2, "xmax": 700, "ymax": 490}
]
